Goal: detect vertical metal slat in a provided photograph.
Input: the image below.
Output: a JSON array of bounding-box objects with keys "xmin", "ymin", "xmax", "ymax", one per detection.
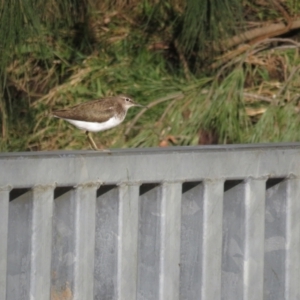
[
  {"xmin": 159, "ymin": 182, "xmax": 182, "ymax": 300},
  {"xmin": 0, "ymin": 187, "xmax": 10, "ymax": 300},
  {"xmin": 117, "ymin": 184, "xmax": 140, "ymax": 300},
  {"xmin": 7, "ymin": 190, "xmax": 33, "ymax": 300},
  {"xmin": 180, "ymin": 182, "xmax": 204, "ymax": 300},
  {"xmin": 243, "ymin": 178, "xmax": 266, "ymax": 300},
  {"xmin": 264, "ymin": 179, "xmax": 287, "ymax": 299},
  {"xmin": 201, "ymin": 180, "xmax": 224, "ymax": 300},
  {"xmin": 30, "ymin": 185, "xmax": 54, "ymax": 300},
  {"xmin": 51, "ymin": 187, "xmax": 76, "ymax": 299},
  {"xmin": 73, "ymin": 185, "xmax": 97, "ymax": 300},
  {"xmin": 285, "ymin": 178, "xmax": 300, "ymax": 300},
  {"xmin": 222, "ymin": 181, "xmax": 246, "ymax": 299},
  {"xmin": 137, "ymin": 184, "xmax": 161, "ymax": 300},
  {"xmin": 94, "ymin": 186, "xmax": 119, "ymax": 300}
]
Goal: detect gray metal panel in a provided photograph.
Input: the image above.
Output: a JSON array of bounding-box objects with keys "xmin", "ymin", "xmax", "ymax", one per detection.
[
  {"xmin": 94, "ymin": 186, "xmax": 119, "ymax": 300},
  {"xmin": 159, "ymin": 183, "xmax": 182, "ymax": 300},
  {"xmin": 7, "ymin": 190, "xmax": 33, "ymax": 300},
  {"xmin": 137, "ymin": 184, "xmax": 161, "ymax": 300},
  {"xmin": 117, "ymin": 184, "xmax": 140, "ymax": 300},
  {"xmin": 264, "ymin": 179, "xmax": 287, "ymax": 300},
  {"xmin": 285, "ymin": 178, "xmax": 300, "ymax": 300},
  {"xmin": 51, "ymin": 185, "xmax": 97, "ymax": 300},
  {"xmin": 0, "ymin": 187, "xmax": 9, "ymax": 300},
  {"xmin": 243, "ymin": 179, "xmax": 266, "ymax": 300},
  {"xmin": 221, "ymin": 179, "xmax": 266, "ymax": 300},
  {"xmin": 2, "ymin": 144, "xmax": 300, "ymax": 300},
  {"xmin": 1, "ymin": 144, "xmax": 300, "ymax": 187},
  {"xmin": 30, "ymin": 186, "xmax": 54, "ymax": 300},
  {"xmin": 201, "ymin": 180, "xmax": 224, "ymax": 300},
  {"xmin": 51, "ymin": 188, "xmax": 76, "ymax": 300},
  {"xmin": 73, "ymin": 185, "xmax": 97, "ymax": 300},
  {"xmin": 180, "ymin": 182, "xmax": 204, "ymax": 300},
  {"xmin": 222, "ymin": 181, "xmax": 245, "ymax": 300}
]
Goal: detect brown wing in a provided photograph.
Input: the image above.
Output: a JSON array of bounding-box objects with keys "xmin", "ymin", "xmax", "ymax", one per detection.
[{"xmin": 53, "ymin": 98, "xmax": 119, "ymax": 122}]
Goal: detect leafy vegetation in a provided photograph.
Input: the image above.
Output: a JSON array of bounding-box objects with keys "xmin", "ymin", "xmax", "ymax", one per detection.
[{"xmin": 1, "ymin": 0, "xmax": 300, "ymax": 151}]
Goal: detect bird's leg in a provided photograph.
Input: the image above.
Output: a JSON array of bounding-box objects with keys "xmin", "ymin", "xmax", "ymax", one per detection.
[
  {"xmin": 86, "ymin": 131, "xmax": 98, "ymax": 150},
  {"xmin": 85, "ymin": 131, "xmax": 111, "ymax": 152}
]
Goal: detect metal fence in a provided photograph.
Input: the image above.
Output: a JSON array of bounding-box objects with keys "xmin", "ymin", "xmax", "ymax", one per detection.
[{"xmin": 1, "ymin": 143, "xmax": 300, "ymax": 300}]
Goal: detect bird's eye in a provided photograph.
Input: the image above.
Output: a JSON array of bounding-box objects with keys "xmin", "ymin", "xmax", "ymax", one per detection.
[{"xmin": 125, "ymin": 98, "xmax": 131, "ymax": 102}]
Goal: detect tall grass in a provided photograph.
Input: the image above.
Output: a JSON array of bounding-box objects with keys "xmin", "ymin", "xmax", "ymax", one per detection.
[{"xmin": 1, "ymin": 1, "xmax": 300, "ymax": 151}]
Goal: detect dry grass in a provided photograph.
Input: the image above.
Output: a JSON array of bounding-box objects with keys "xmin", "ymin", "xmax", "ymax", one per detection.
[{"xmin": 1, "ymin": 1, "xmax": 300, "ymax": 151}]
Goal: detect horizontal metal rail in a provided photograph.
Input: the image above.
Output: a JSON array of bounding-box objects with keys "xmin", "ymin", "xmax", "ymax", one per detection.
[{"xmin": 1, "ymin": 143, "xmax": 300, "ymax": 300}]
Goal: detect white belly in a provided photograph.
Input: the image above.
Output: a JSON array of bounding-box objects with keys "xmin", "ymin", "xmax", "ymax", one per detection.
[{"xmin": 64, "ymin": 116, "xmax": 123, "ymax": 132}]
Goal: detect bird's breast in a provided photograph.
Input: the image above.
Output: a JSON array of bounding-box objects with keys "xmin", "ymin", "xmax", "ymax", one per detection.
[{"xmin": 65, "ymin": 116, "xmax": 123, "ymax": 132}]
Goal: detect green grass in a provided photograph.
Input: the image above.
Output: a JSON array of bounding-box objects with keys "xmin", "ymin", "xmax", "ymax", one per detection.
[
  {"xmin": 3, "ymin": 42, "xmax": 300, "ymax": 151},
  {"xmin": 1, "ymin": 2, "xmax": 300, "ymax": 151}
]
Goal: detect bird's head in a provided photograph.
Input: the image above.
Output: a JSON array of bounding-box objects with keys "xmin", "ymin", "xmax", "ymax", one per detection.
[{"xmin": 119, "ymin": 95, "xmax": 147, "ymax": 109}]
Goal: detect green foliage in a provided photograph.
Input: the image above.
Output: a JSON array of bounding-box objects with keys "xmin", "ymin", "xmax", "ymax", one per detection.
[
  {"xmin": 202, "ymin": 68, "xmax": 249, "ymax": 144},
  {"xmin": 0, "ymin": 0, "xmax": 82, "ymax": 68},
  {"xmin": 1, "ymin": 0, "xmax": 300, "ymax": 151},
  {"xmin": 180, "ymin": 0, "xmax": 243, "ymax": 54}
]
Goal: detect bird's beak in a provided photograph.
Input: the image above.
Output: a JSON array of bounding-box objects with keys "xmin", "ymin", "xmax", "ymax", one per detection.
[{"xmin": 135, "ymin": 103, "xmax": 148, "ymax": 108}]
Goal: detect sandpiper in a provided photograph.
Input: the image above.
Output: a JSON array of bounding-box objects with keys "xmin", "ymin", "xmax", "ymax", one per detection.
[{"xmin": 52, "ymin": 95, "xmax": 146, "ymax": 150}]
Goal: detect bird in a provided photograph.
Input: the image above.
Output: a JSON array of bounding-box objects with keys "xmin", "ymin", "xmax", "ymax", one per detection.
[{"xmin": 52, "ymin": 95, "xmax": 146, "ymax": 150}]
